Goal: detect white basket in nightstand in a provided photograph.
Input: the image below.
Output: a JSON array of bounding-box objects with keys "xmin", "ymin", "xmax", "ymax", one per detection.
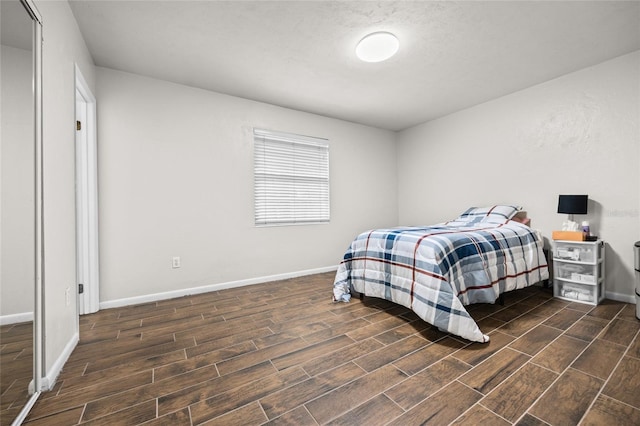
[{"xmin": 553, "ymin": 240, "xmax": 605, "ymax": 305}]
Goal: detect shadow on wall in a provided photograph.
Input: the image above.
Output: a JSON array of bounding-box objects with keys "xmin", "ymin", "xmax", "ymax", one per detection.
[
  {"xmin": 589, "ymin": 200, "xmax": 635, "ymax": 297},
  {"xmin": 588, "ymin": 199, "xmax": 603, "ymax": 239},
  {"xmin": 605, "ymin": 243, "xmax": 635, "ymax": 294}
]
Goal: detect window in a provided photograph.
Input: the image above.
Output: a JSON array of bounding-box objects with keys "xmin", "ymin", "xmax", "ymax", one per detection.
[{"xmin": 254, "ymin": 128, "xmax": 330, "ymax": 226}]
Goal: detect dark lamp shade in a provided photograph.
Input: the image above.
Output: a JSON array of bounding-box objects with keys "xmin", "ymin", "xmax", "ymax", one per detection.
[{"xmin": 557, "ymin": 195, "xmax": 588, "ymax": 215}]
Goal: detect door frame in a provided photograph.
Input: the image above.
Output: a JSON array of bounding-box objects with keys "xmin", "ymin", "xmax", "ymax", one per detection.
[{"xmin": 74, "ymin": 64, "xmax": 99, "ymax": 315}]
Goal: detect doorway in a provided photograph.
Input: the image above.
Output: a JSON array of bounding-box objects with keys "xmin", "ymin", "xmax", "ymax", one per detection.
[{"xmin": 75, "ymin": 65, "xmax": 99, "ymax": 315}]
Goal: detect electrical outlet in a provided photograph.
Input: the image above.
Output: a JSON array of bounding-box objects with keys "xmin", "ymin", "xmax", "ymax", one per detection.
[
  {"xmin": 65, "ymin": 287, "xmax": 71, "ymax": 306},
  {"xmin": 172, "ymin": 256, "xmax": 181, "ymax": 269}
]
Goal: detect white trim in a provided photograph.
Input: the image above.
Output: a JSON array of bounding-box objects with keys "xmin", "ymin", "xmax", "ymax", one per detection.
[
  {"xmin": 10, "ymin": 391, "xmax": 40, "ymax": 426},
  {"xmin": 605, "ymin": 290, "xmax": 635, "ymax": 304},
  {"xmin": 0, "ymin": 312, "xmax": 34, "ymax": 326},
  {"xmin": 31, "ymin": 0, "xmax": 44, "ymax": 400},
  {"xmin": 39, "ymin": 332, "xmax": 78, "ymax": 391},
  {"xmin": 74, "ymin": 64, "xmax": 100, "ymax": 315},
  {"xmin": 100, "ymin": 266, "xmax": 337, "ymax": 309}
]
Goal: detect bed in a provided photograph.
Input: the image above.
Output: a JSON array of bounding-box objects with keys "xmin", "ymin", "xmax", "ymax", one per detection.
[{"xmin": 332, "ymin": 205, "xmax": 549, "ymax": 343}]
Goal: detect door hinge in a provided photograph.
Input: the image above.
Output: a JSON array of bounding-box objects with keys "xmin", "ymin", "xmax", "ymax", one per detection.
[
  {"xmin": 76, "ymin": 120, "xmax": 82, "ymax": 131},
  {"xmin": 79, "ymin": 283, "xmax": 84, "ymax": 294}
]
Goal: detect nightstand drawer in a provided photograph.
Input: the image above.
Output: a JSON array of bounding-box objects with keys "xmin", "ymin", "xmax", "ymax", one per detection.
[
  {"xmin": 556, "ymin": 281, "xmax": 597, "ymax": 303},
  {"xmin": 555, "ymin": 263, "xmax": 600, "ymax": 283},
  {"xmin": 555, "ymin": 243, "xmax": 597, "ymax": 262}
]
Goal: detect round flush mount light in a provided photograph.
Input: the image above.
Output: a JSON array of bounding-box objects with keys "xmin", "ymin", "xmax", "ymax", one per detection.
[{"xmin": 355, "ymin": 32, "xmax": 399, "ymax": 63}]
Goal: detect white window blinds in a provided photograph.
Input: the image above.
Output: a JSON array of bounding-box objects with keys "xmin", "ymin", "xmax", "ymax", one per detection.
[{"xmin": 254, "ymin": 128, "xmax": 330, "ymax": 226}]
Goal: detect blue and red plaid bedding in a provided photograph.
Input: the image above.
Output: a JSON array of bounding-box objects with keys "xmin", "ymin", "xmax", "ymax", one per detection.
[{"xmin": 333, "ymin": 221, "xmax": 549, "ymax": 343}]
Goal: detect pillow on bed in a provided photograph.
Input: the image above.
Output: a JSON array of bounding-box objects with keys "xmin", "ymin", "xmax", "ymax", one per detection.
[
  {"xmin": 510, "ymin": 213, "xmax": 531, "ymax": 226},
  {"xmin": 456, "ymin": 205, "xmax": 522, "ymax": 225}
]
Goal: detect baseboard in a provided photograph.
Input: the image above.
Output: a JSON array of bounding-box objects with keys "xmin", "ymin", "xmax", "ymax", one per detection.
[
  {"xmin": 100, "ymin": 265, "xmax": 338, "ymax": 310},
  {"xmin": 605, "ymin": 290, "xmax": 636, "ymax": 305},
  {"xmin": 40, "ymin": 331, "xmax": 79, "ymax": 391},
  {"xmin": 0, "ymin": 311, "xmax": 33, "ymax": 326}
]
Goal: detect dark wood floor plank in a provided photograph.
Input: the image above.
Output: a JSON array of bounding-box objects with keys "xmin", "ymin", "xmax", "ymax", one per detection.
[
  {"xmin": 69, "ymin": 333, "xmax": 175, "ymax": 362},
  {"xmin": 154, "ymin": 340, "xmax": 257, "ymax": 381},
  {"xmin": 527, "ymin": 298, "xmax": 570, "ymax": 317},
  {"xmin": 176, "ymin": 314, "xmax": 269, "ymax": 344},
  {"xmin": 387, "ymin": 380, "xmax": 482, "ymax": 426},
  {"xmin": 354, "ymin": 334, "xmax": 429, "ymax": 372},
  {"xmin": 385, "ymin": 357, "xmax": 471, "ymax": 410},
  {"xmin": 489, "ymin": 305, "xmax": 528, "ymax": 323},
  {"xmin": 326, "ymin": 393, "xmax": 404, "ymax": 426},
  {"xmin": 450, "ymin": 403, "xmax": 511, "ymax": 426},
  {"xmin": 587, "ymin": 300, "xmax": 626, "ymax": 320},
  {"xmin": 27, "ymin": 370, "xmax": 153, "ymax": 421},
  {"xmin": 253, "ymin": 324, "xmax": 327, "ymax": 349},
  {"xmin": 272, "ymin": 335, "xmax": 355, "ymax": 371},
  {"xmin": 263, "ymin": 406, "xmax": 318, "ymax": 426},
  {"xmin": 452, "ymin": 330, "xmax": 515, "ymax": 366},
  {"xmin": 189, "ymin": 367, "xmax": 309, "ymax": 424},
  {"xmin": 23, "ymin": 406, "xmax": 84, "ymax": 425},
  {"xmin": 260, "ymin": 362, "xmax": 365, "ymax": 420},
  {"xmin": 393, "ymin": 336, "xmax": 464, "ymax": 376},
  {"xmin": 481, "ymin": 363, "xmax": 558, "ymax": 422},
  {"xmin": 459, "ymin": 348, "xmax": 530, "ymax": 395},
  {"xmin": 155, "ymin": 360, "xmax": 276, "ymax": 417},
  {"xmin": 531, "ymin": 335, "xmax": 588, "ymax": 374},
  {"xmin": 13, "ymin": 273, "xmax": 638, "ymax": 426},
  {"xmin": 300, "ymin": 338, "xmax": 384, "ymax": 377},
  {"xmin": 374, "ymin": 319, "xmax": 431, "ymax": 345},
  {"xmin": 59, "ymin": 348, "xmax": 185, "ymax": 394},
  {"xmin": 542, "ymin": 308, "xmax": 585, "ymax": 330},
  {"xmin": 121, "ymin": 314, "xmax": 226, "ymax": 340},
  {"xmin": 83, "ymin": 336, "xmax": 196, "ymax": 374},
  {"xmin": 345, "ymin": 316, "xmax": 410, "ymax": 341},
  {"xmin": 216, "ymin": 337, "xmax": 309, "ymax": 375},
  {"xmin": 515, "ymin": 413, "xmax": 549, "ymax": 426},
  {"xmin": 508, "ymin": 324, "xmax": 562, "ymax": 356},
  {"xmin": 81, "ymin": 400, "xmax": 156, "ymax": 425},
  {"xmin": 580, "ymin": 394, "xmax": 640, "ymax": 426},
  {"xmin": 82, "ymin": 362, "xmax": 221, "ymax": 421},
  {"xmin": 138, "ymin": 408, "xmax": 191, "ymax": 425},
  {"xmin": 602, "ymin": 356, "xmax": 640, "ymax": 409},
  {"xmin": 499, "ymin": 312, "xmax": 546, "ymax": 337},
  {"xmin": 599, "ymin": 318, "xmax": 640, "ymax": 346},
  {"xmin": 529, "ymin": 368, "xmax": 603, "ymax": 425},
  {"xmin": 304, "ymin": 364, "xmax": 407, "ymax": 424},
  {"xmin": 629, "ymin": 330, "xmax": 640, "ymax": 359},
  {"xmin": 78, "ymin": 327, "xmax": 120, "ymax": 345},
  {"xmin": 571, "ymin": 338, "xmax": 626, "ymax": 380},
  {"xmin": 301, "ymin": 318, "xmax": 368, "ymax": 345},
  {"xmin": 185, "ymin": 327, "xmax": 274, "ymax": 358},
  {"xmin": 565, "ymin": 315, "xmax": 610, "ymax": 342},
  {"xmin": 197, "ymin": 401, "xmax": 268, "ymax": 426}
]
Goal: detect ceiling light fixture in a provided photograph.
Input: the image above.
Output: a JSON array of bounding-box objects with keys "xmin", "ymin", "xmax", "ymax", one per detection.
[{"xmin": 356, "ymin": 32, "xmax": 399, "ymax": 63}]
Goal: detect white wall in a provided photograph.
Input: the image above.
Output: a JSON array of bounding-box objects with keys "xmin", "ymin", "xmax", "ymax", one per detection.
[
  {"xmin": 397, "ymin": 51, "xmax": 640, "ymax": 301},
  {"xmin": 35, "ymin": 0, "xmax": 96, "ymax": 382},
  {"xmin": 96, "ymin": 67, "xmax": 397, "ymax": 302},
  {"xmin": 1, "ymin": 45, "xmax": 34, "ymax": 319}
]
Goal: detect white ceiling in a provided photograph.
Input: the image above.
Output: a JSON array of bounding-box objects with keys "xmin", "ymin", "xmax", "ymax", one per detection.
[{"xmin": 68, "ymin": 1, "xmax": 640, "ymax": 131}]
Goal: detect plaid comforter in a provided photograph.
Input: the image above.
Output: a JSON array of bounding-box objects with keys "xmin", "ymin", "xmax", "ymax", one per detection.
[{"xmin": 333, "ymin": 221, "xmax": 548, "ymax": 343}]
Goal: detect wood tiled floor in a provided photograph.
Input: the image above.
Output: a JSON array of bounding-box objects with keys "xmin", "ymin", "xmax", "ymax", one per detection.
[
  {"xmin": 20, "ymin": 272, "xmax": 640, "ymax": 425},
  {"xmin": 0, "ymin": 321, "xmax": 33, "ymax": 425}
]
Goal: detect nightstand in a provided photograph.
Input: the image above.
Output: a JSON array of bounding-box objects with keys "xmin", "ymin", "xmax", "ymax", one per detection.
[{"xmin": 553, "ymin": 240, "xmax": 605, "ymax": 305}]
